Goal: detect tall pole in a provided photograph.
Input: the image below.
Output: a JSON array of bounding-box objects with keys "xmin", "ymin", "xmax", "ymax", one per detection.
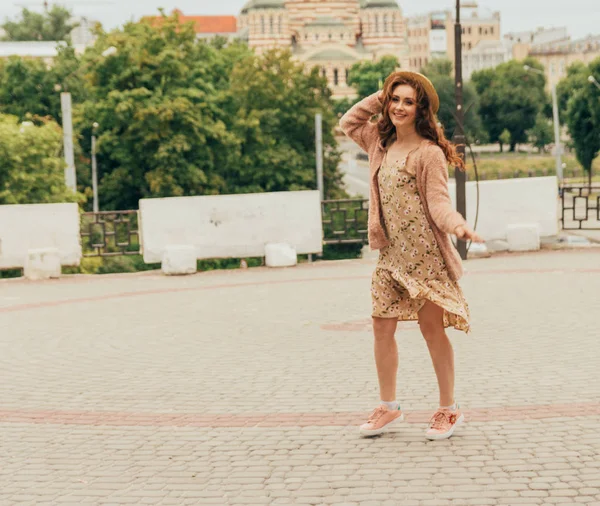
[
  {"xmin": 550, "ymin": 83, "xmax": 563, "ymax": 183},
  {"xmin": 525, "ymin": 65, "xmax": 563, "ymax": 185},
  {"xmin": 454, "ymin": 0, "xmax": 467, "ymax": 260},
  {"xmin": 315, "ymin": 113, "xmax": 324, "ymax": 200},
  {"xmin": 91, "ymin": 122, "xmax": 99, "ymax": 213},
  {"xmin": 61, "ymin": 92, "xmax": 77, "ymax": 192}
]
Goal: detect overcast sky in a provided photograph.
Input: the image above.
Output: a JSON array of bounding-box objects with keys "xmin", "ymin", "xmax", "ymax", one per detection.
[{"xmin": 0, "ymin": 0, "xmax": 597, "ymax": 41}]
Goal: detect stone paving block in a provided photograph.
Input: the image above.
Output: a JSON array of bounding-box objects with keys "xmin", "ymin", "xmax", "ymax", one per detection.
[{"xmin": 1, "ymin": 250, "xmax": 600, "ymax": 505}]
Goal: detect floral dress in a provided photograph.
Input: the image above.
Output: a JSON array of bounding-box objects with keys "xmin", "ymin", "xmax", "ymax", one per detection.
[{"xmin": 371, "ymin": 151, "xmax": 470, "ymax": 332}]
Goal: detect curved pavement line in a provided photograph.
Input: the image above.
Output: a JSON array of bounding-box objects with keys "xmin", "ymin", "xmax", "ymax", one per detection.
[
  {"xmin": 0, "ymin": 403, "xmax": 598, "ymax": 428},
  {"xmin": 1, "ymin": 267, "xmax": 599, "ymax": 314}
]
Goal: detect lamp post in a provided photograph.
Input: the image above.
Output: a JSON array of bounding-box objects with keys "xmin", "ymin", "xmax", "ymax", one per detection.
[
  {"xmin": 454, "ymin": 0, "xmax": 467, "ymax": 260},
  {"xmin": 524, "ymin": 64, "xmax": 563, "ymax": 182},
  {"xmin": 589, "ymin": 75, "xmax": 600, "ymax": 90},
  {"xmin": 91, "ymin": 122, "xmax": 100, "ymax": 213}
]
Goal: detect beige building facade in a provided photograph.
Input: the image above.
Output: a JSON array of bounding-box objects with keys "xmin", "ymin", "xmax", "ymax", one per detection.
[
  {"xmin": 238, "ymin": 0, "xmax": 409, "ymax": 98},
  {"xmin": 528, "ymin": 35, "xmax": 600, "ymax": 90},
  {"xmin": 406, "ymin": 2, "xmax": 500, "ymax": 72}
]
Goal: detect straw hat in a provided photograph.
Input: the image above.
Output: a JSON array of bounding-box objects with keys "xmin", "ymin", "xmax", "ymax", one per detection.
[{"xmin": 384, "ymin": 71, "xmax": 440, "ymax": 115}]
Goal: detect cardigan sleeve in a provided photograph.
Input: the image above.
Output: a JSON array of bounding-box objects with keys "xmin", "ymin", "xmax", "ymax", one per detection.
[
  {"xmin": 422, "ymin": 145, "xmax": 467, "ymax": 235},
  {"xmin": 339, "ymin": 92, "xmax": 382, "ymax": 153}
]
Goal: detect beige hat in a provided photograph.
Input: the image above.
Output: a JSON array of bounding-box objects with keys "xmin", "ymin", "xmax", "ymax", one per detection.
[{"xmin": 384, "ymin": 70, "xmax": 440, "ymax": 115}]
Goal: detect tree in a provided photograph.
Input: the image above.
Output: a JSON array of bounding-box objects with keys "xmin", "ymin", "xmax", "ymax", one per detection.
[
  {"xmin": 1, "ymin": 6, "xmax": 78, "ymax": 41},
  {"xmin": 561, "ymin": 58, "xmax": 600, "ymax": 186},
  {"xmin": 556, "ymin": 61, "xmax": 589, "ymax": 120},
  {"xmin": 499, "ymin": 129, "xmax": 511, "ymax": 152},
  {"xmin": 347, "ymin": 55, "xmax": 399, "ymax": 100},
  {"xmin": 472, "ymin": 58, "xmax": 547, "ymax": 151},
  {"xmin": 0, "ymin": 44, "xmax": 83, "ymax": 122},
  {"xmin": 421, "ymin": 58, "xmax": 487, "ymax": 145},
  {"xmin": 223, "ymin": 48, "xmax": 344, "ymax": 198},
  {"xmin": 75, "ymin": 12, "xmax": 345, "ymax": 210},
  {"xmin": 0, "ymin": 114, "xmax": 77, "ymax": 204},
  {"xmin": 421, "ymin": 58, "xmax": 453, "ymax": 77},
  {"xmin": 527, "ymin": 114, "xmax": 554, "ymax": 153}
]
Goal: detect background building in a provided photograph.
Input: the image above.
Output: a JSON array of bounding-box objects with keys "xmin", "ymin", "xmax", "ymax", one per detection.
[
  {"xmin": 529, "ymin": 34, "xmax": 600, "ymax": 90},
  {"xmin": 143, "ymin": 11, "xmax": 238, "ymax": 42},
  {"xmin": 462, "ymin": 39, "xmax": 512, "ymax": 80},
  {"xmin": 238, "ymin": 0, "xmax": 409, "ymax": 98},
  {"xmin": 406, "ymin": 2, "xmax": 500, "ymax": 73}
]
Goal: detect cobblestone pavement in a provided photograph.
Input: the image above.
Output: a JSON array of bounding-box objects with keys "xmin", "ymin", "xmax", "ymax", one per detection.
[{"xmin": 1, "ymin": 249, "xmax": 600, "ymax": 506}]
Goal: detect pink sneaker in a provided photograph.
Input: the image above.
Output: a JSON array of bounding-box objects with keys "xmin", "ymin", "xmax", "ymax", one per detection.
[
  {"xmin": 359, "ymin": 405, "xmax": 404, "ymax": 437},
  {"xmin": 425, "ymin": 406, "xmax": 465, "ymax": 440}
]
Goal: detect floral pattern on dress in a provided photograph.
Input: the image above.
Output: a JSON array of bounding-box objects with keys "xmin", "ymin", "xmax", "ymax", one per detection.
[{"xmin": 371, "ymin": 155, "xmax": 470, "ymax": 332}]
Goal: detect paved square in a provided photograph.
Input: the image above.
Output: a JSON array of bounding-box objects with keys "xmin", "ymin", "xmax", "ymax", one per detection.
[{"xmin": 1, "ymin": 249, "xmax": 600, "ymax": 505}]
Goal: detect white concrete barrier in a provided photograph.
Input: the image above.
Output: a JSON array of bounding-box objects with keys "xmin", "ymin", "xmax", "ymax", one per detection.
[
  {"xmin": 161, "ymin": 245, "xmax": 197, "ymax": 275},
  {"xmin": 507, "ymin": 223, "xmax": 541, "ymax": 252},
  {"xmin": 448, "ymin": 176, "xmax": 558, "ymax": 240},
  {"xmin": 265, "ymin": 243, "xmax": 297, "ymax": 267},
  {"xmin": 139, "ymin": 191, "xmax": 323, "ymax": 264},
  {"xmin": 24, "ymin": 247, "xmax": 61, "ymax": 280},
  {"xmin": 0, "ymin": 203, "xmax": 81, "ymax": 269}
]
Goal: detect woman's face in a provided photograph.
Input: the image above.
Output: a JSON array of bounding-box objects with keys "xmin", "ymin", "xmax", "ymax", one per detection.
[{"xmin": 388, "ymin": 84, "xmax": 418, "ymax": 128}]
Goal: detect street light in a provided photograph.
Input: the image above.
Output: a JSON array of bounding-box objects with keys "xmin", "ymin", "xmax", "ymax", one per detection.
[
  {"xmin": 589, "ymin": 75, "xmax": 600, "ymax": 90},
  {"xmin": 91, "ymin": 122, "xmax": 100, "ymax": 213},
  {"xmin": 524, "ymin": 64, "xmax": 563, "ymax": 182}
]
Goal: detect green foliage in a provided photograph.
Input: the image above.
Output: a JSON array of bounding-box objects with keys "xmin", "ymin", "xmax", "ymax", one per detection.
[
  {"xmin": 472, "ymin": 58, "xmax": 547, "ymax": 151},
  {"xmin": 223, "ymin": 48, "xmax": 344, "ymax": 199},
  {"xmin": 420, "ymin": 59, "xmax": 453, "ymax": 77},
  {"xmin": 0, "ymin": 114, "xmax": 79, "ymax": 204},
  {"xmin": 0, "ymin": 11, "xmax": 346, "ymax": 209},
  {"xmin": 347, "ymin": 55, "xmax": 399, "ymax": 99},
  {"xmin": 1, "ymin": 6, "xmax": 78, "ymax": 41},
  {"xmin": 558, "ymin": 57, "xmax": 600, "ymax": 178},
  {"xmin": 420, "ymin": 58, "xmax": 488, "ymax": 144},
  {"xmin": 72, "ymin": 14, "xmax": 345, "ymax": 209},
  {"xmin": 556, "ymin": 61, "xmax": 590, "ymax": 120},
  {"xmin": 332, "ymin": 97, "xmax": 354, "ymax": 117},
  {"xmin": 527, "ymin": 114, "xmax": 554, "ymax": 153},
  {"xmin": 499, "ymin": 129, "xmax": 511, "ymax": 148},
  {"xmin": 0, "ymin": 44, "xmax": 84, "ymax": 122}
]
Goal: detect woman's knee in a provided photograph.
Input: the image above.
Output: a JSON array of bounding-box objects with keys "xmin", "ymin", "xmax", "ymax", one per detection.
[
  {"xmin": 419, "ymin": 319, "xmax": 444, "ymax": 342},
  {"xmin": 372, "ymin": 316, "xmax": 397, "ymax": 340}
]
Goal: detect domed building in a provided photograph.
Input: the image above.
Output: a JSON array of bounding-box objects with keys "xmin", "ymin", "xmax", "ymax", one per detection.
[{"xmin": 238, "ymin": 0, "xmax": 408, "ymax": 98}]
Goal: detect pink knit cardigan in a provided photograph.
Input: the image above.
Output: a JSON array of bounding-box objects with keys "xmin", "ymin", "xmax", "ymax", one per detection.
[{"xmin": 339, "ymin": 92, "xmax": 467, "ymax": 281}]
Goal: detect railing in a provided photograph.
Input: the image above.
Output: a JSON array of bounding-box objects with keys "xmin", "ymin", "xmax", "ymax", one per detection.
[
  {"xmin": 561, "ymin": 183, "xmax": 600, "ymax": 230},
  {"xmin": 80, "ymin": 200, "xmax": 370, "ymax": 257},
  {"xmin": 80, "ymin": 210, "xmax": 140, "ymax": 257},
  {"xmin": 321, "ymin": 198, "xmax": 369, "ymax": 245}
]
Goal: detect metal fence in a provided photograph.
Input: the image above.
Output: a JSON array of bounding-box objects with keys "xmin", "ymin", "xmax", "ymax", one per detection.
[
  {"xmin": 321, "ymin": 198, "xmax": 369, "ymax": 245},
  {"xmin": 561, "ymin": 183, "xmax": 600, "ymax": 230},
  {"xmin": 80, "ymin": 210, "xmax": 140, "ymax": 257}
]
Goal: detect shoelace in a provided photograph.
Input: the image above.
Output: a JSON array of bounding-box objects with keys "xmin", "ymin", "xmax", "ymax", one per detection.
[
  {"xmin": 367, "ymin": 406, "xmax": 388, "ymax": 423},
  {"xmin": 429, "ymin": 410, "xmax": 455, "ymax": 430}
]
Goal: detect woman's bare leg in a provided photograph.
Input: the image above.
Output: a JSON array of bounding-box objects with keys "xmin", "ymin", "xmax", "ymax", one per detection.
[
  {"xmin": 372, "ymin": 317, "xmax": 399, "ymax": 402},
  {"xmin": 418, "ymin": 301, "xmax": 455, "ymax": 406}
]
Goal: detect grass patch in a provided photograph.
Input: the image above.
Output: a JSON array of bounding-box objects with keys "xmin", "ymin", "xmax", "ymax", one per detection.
[{"xmin": 464, "ymin": 153, "xmax": 600, "ymax": 182}]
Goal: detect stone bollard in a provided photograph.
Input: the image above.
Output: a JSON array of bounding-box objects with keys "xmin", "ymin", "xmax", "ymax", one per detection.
[
  {"xmin": 24, "ymin": 247, "xmax": 61, "ymax": 280},
  {"xmin": 506, "ymin": 224, "xmax": 541, "ymax": 252},
  {"xmin": 265, "ymin": 243, "xmax": 297, "ymax": 267},
  {"xmin": 161, "ymin": 245, "xmax": 197, "ymax": 275}
]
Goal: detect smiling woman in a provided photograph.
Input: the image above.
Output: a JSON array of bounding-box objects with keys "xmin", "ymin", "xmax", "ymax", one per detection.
[{"xmin": 340, "ymin": 69, "xmax": 483, "ymax": 440}]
